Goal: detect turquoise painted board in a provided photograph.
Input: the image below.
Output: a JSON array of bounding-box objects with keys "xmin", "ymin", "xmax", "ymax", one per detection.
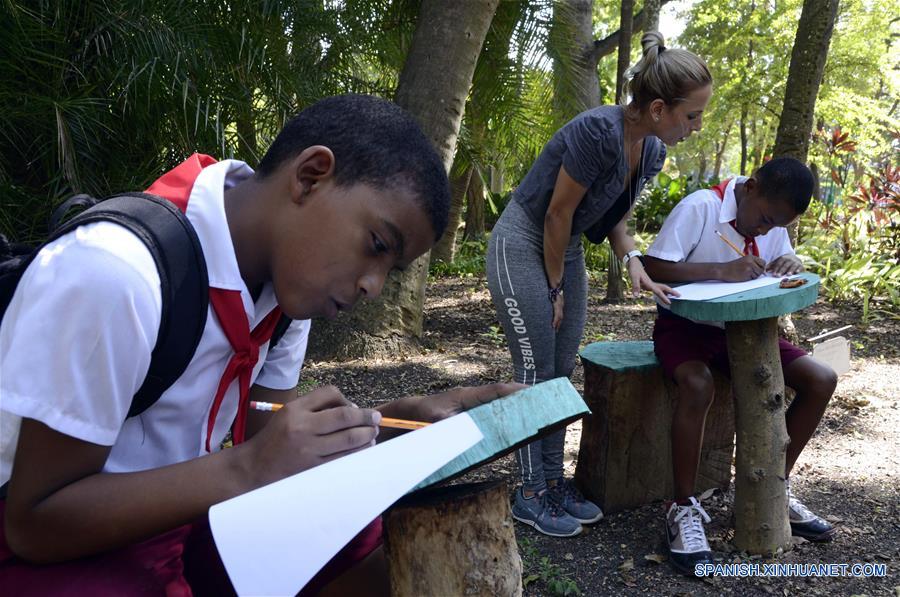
[
  {"xmin": 669, "ymin": 273, "xmax": 820, "ymax": 322},
  {"xmin": 413, "ymin": 378, "xmax": 589, "ymax": 491},
  {"xmin": 579, "ymin": 341, "xmax": 659, "ymax": 371}
]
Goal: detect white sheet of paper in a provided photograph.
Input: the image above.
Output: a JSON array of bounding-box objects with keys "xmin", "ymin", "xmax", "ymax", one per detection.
[
  {"xmin": 209, "ymin": 413, "xmax": 483, "ymax": 596},
  {"xmin": 670, "ymin": 274, "xmax": 784, "ymax": 301}
]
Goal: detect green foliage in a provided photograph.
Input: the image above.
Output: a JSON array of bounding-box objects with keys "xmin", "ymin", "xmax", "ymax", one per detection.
[
  {"xmin": 429, "ymin": 238, "xmax": 488, "ymax": 278},
  {"xmin": 798, "ymin": 137, "xmax": 900, "ymax": 315},
  {"xmin": 480, "ymin": 324, "xmax": 506, "ymax": 347},
  {"xmin": 0, "ymin": 0, "xmax": 419, "ymax": 242},
  {"xmin": 632, "ymin": 172, "xmax": 713, "ymax": 233},
  {"xmin": 519, "ymin": 536, "xmax": 582, "ymax": 596}
]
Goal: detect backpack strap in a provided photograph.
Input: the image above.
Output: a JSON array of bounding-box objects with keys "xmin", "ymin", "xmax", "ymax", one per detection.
[
  {"xmin": 269, "ymin": 314, "xmax": 293, "ymax": 351},
  {"xmin": 42, "ymin": 193, "xmax": 209, "ymax": 417}
]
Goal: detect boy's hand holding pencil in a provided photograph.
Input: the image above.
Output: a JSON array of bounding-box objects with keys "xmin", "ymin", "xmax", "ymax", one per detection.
[
  {"xmin": 715, "ymin": 230, "xmax": 767, "ymax": 281},
  {"xmin": 250, "ymin": 400, "xmax": 430, "ymax": 430},
  {"xmin": 243, "ymin": 386, "xmax": 382, "ymax": 486}
]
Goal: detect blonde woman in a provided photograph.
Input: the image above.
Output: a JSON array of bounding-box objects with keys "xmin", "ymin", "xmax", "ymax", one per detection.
[{"xmin": 487, "ymin": 32, "xmax": 712, "ymax": 538}]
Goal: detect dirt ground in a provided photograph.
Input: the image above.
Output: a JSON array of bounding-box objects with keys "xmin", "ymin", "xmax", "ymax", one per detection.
[{"xmin": 303, "ymin": 275, "xmax": 899, "ymax": 597}]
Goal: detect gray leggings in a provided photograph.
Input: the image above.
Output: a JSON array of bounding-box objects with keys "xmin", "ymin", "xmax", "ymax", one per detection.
[{"xmin": 486, "ymin": 200, "xmax": 587, "ymax": 493}]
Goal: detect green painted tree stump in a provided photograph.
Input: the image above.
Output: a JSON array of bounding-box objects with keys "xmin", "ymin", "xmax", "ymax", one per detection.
[
  {"xmin": 669, "ymin": 272, "xmax": 819, "ymax": 555},
  {"xmin": 575, "ymin": 341, "xmax": 735, "ymax": 514}
]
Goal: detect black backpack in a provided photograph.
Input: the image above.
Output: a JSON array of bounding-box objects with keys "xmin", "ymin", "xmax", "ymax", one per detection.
[{"xmin": 0, "ymin": 192, "xmax": 293, "ymax": 418}]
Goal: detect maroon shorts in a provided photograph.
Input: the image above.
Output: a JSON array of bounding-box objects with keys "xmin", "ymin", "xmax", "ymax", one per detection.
[
  {"xmin": 0, "ymin": 499, "xmax": 382, "ymax": 596},
  {"xmin": 652, "ymin": 310, "xmax": 808, "ymax": 380}
]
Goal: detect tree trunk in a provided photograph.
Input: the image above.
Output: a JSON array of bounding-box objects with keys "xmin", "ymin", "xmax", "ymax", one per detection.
[
  {"xmin": 605, "ymin": 0, "xmax": 634, "ymax": 302},
  {"xmin": 774, "ymin": 0, "xmax": 840, "ymax": 248},
  {"xmin": 590, "ymin": 0, "xmax": 675, "ymax": 63},
  {"xmin": 698, "ymin": 152, "xmax": 708, "ymax": 182},
  {"xmin": 614, "ymin": 0, "xmax": 635, "ymax": 104},
  {"xmin": 713, "ymin": 121, "xmax": 732, "ymax": 179},
  {"xmin": 643, "ymin": 0, "xmax": 661, "ymax": 32},
  {"xmin": 726, "ymin": 318, "xmax": 792, "ymax": 555},
  {"xmin": 384, "ymin": 481, "xmax": 522, "ymax": 597},
  {"xmin": 739, "ymin": 104, "xmax": 749, "ymax": 175},
  {"xmin": 773, "ymin": 0, "xmax": 841, "ymax": 163},
  {"xmin": 307, "ymin": 0, "xmax": 500, "ymax": 360},
  {"xmin": 463, "ymin": 168, "xmax": 486, "ymax": 242},
  {"xmin": 432, "ymin": 165, "xmax": 473, "ymax": 263}
]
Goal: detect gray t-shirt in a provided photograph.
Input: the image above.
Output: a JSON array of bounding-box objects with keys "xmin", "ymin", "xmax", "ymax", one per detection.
[{"xmin": 513, "ymin": 105, "xmax": 666, "ymax": 242}]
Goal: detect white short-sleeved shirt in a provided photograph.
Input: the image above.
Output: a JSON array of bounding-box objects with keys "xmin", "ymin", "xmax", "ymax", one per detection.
[
  {"xmin": 647, "ymin": 176, "xmax": 795, "ymax": 326},
  {"xmin": 0, "ymin": 159, "xmax": 310, "ymax": 484}
]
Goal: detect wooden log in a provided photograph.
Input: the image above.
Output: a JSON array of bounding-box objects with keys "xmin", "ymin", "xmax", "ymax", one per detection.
[
  {"xmin": 384, "ymin": 481, "xmax": 522, "ymax": 597},
  {"xmin": 575, "ymin": 342, "xmax": 734, "ymax": 513},
  {"xmin": 725, "ymin": 318, "xmax": 792, "ymax": 554}
]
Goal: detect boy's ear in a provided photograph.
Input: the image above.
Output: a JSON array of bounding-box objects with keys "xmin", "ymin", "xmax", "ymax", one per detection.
[
  {"xmin": 289, "ymin": 145, "xmax": 336, "ymax": 203},
  {"xmin": 743, "ymin": 176, "xmax": 758, "ymax": 196}
]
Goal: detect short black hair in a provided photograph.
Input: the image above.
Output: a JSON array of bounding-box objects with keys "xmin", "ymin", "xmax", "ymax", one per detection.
[
  {"xmin": 755, "ymin": 157, "xmax": 814, "ymax": 214},
  {"xmin": 257, "ymin": 94, "xmax": 449, "ymax": 240}
]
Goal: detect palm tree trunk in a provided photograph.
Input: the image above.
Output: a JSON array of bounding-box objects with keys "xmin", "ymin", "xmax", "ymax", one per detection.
[
  {"xmin": 432, "ymin": 165, "xmax": 473, "ymax": 264},
  {"xmin": 463, "ymin": 169, "xmax": 486, "ymax": 242},
  {"xmin": 307, "ymin": 0, "xmax": 500, "ymax": 360}
]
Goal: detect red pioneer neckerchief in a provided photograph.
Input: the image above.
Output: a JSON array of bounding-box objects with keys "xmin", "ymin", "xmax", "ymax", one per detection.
[
  {"xmin": 146, "ymin": 153, "xmax": 283, "ymax": 451},
  {"xmin": 710, "ymin": 178, "xmax": 759, "ymax": 257}
]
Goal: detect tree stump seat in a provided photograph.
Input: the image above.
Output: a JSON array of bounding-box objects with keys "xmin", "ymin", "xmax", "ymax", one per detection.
[
  {"xmin": 384, "ymin": 480, "xmax": 523, "ymax": 597},
  {"xmin": 574, "ymin": 340, "xmax": 735, "ymax": 514}
]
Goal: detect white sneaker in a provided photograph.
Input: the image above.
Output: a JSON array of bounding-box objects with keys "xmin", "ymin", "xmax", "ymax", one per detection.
[{"xmin": 665, "ymin": 496, "xmax": 714, "ymax": 575}]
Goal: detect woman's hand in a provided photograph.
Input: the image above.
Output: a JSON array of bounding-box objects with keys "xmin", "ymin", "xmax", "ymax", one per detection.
[
  {"xmin": 551, "ymin": 292, "xmax": 565, "ymax": 331},
  {"xmin": 627, "ymin": 257, "xmax": 679, "ymax": 304}
]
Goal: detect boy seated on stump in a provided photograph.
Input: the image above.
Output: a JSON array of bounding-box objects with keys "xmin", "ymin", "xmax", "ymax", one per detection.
[
  {"xmin": 642, "ymin": 157, "xmax": 838, "ymax": 576},
  {"xmin": 0, "ymin": 94, "xmax": 521, "ymax": 595}
]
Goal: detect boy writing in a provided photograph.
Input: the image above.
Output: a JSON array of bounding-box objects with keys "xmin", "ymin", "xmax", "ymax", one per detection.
[
  {"xmin": 642, "ymin": 157, "xmax": 839, "ymax": 576},
  {"xmin": 0, "ymin": 94, "xmax": 521, "ymax": 594}
]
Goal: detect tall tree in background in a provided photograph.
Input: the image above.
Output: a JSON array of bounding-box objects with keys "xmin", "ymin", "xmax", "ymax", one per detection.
[
  {"xmin": 613, "ymin": 0, "xmax": 635, "ymax": 105},
  {"xmin": 772, "ymin": 0, "xmax": 839, "ymax": 339},
  {"xmin": 309, "ymin": 0, "xmax": 501, "ymax": 360},
  {"xmin": 773, "ymin": 0, "xmax": 841, "ymax": 163},
  {"xmin": 606, "ymin": 0, "xmax": 635, "ymax": 302},
  {"xmin": 433, "ymin": 0, "xmax": 547, "ymax": 263},
  {"xmin": 643, "ymin": 0, "xmax": 661, "ymax": 32}
]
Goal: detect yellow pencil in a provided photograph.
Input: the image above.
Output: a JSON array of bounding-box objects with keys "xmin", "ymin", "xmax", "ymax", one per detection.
[
  {"xmin": 715, "ymin": 229, "xmax": 745, "ymax": 257},
  {"xmin": 378, "ymin": 417, "xmax": 431, "ymax": 430},
  {"xmin": 248, "ymin": 401, "xmax": 431, "ymax": 430}
]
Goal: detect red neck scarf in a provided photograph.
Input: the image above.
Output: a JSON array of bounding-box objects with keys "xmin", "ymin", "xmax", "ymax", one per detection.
[
  {"xmin": 147, "ymin": 154, "xmax": 283, "ymax": 451},
  {"xmin": 710, "ymin": 178, "xmax": 759, "ymax": 257}
]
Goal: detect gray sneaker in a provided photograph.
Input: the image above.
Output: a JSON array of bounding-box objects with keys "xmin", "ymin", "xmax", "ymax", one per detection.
[
  {"xmin": 512, "ymin": 488, "xmax": 582, "ymax": 537},
  {"xmin": 548, "ymin": 479, "xmax": 604, "ymax": 524}
]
